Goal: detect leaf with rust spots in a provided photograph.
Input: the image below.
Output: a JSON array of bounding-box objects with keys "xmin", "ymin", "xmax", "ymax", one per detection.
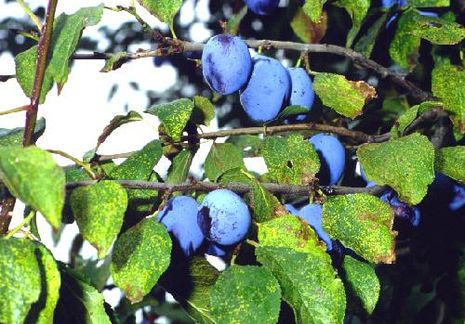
[
  {"xmin": 258, "ymin": 215, "xmax": 328, "ymax": 254},
  {"xmin": 70, "ymin": 181, "xmax": 128, "ymax": 258},
  {"xmin": 210, "ymin": 265, "xmax": 281, "ymax": 323},
  {"xmin": 436, "ymin": 146, "xmax": 465, "ymax": 184},
  {"xmin": 322, "ymin": 194, "xmax": 397, "ymax": 264},
  {"xmin": 248, "ymin": 178, "xmax": 286, "ymax": 223},
  {"xmin": 313, "ymin": 73, "xmax": 376, "ymax": 118},
  {"xmin": 145, "ymin": 98, "xmax": 195, "ymax": 141},
  {"xmin": 262, "ymin": 134, "xmax": 320, "ymax": 185},
  {"xmin": 357, "ymin": 133, "xmax": 435, "ymax": 205},
  {"xmin": 111, "ymin": 219, "xmax": 172, "ymax": 303}
]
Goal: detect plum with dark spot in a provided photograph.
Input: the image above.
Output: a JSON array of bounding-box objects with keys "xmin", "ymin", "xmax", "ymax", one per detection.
[
  {"xmin": 309, "ymin": 133, "xmax": 346, "ymax": 185},
  {"xmin": 156, "ymin": 196, "xmax": 204, "ymax": 256},
  {"xmin": 201, "ymin": 34, "xmax": 252, "ymax": 95},
  {"xmin": 197, "ymin": 189, "xmax": 251, "ymax": 245},
  {"xmin": 287, "ymin": 67, "xmax": 315, "ymax": 109},
  {"xmin": 240, "ymin": 55, "xmax": 291, "ymax": 122},
  {"xmin": 244, "ymin": 0, "xmax": 279, "ymax": 15}
]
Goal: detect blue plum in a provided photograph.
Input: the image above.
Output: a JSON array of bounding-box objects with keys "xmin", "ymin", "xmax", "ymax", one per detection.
[
  {"xmin": 201, "ymin": 34, "xmax": 252, "ymax": 95},
  {"xmin": 156, "ymin": 196, "xmax": 205, "ymax": 256},
  {"xmin": 197, "ymin": 189, "xmax": 252, "ymax": 245},
  {"xmin": 206, "ymin": 243, "xmax": 229, "ymax": 257},
  {"xmin": 309, "ymin": 133, "xmax": 346, "ymax": 185},
  {"xmin": 298, "ymin": 204, "xmax": 333, "ymax": 250},
  {"xmin": 287, "ymin": 67, "xmax": 315, "ymax": 109},
  {"xmin": 380, "ymin": 190, "xmax": 421, "ymax": 227},
  {"xmin": 244, "ymin": 0, "xmax": 279, "ymax": 15},
  {"xmin": 240, "ymin": 55, "xmax": 291, "ymax": 122},
  {"xmin": 285, "ymin": 203, "xmax": 299, "ymax": 215},
  {"xmin": 382, "ymin": 0, "xmax": 408, "ymax": 8}
]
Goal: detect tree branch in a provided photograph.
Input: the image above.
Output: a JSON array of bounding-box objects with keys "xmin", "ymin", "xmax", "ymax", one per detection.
[
  {"xmin": 23, "ymin": 0, "xmax": 58, "ymax": 147},
  {"xmin": 66, "ymin": 179, "xmax": 387, "ymax": 197},
  {"xmin": 73, "ymin": 39, "xmax": 431, "ymax": 101}
]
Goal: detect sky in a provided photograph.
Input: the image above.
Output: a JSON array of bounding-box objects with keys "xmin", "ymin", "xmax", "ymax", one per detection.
[{"xmin": 0, "ymin": 0, "xmax": 266, "ymax": 316}]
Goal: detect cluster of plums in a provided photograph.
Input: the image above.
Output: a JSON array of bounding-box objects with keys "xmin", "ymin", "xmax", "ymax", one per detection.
[
  {"xmin": 201, "ymin": 34, "xmax": 315, "ymax": 123},
  {"xmin": 156, "ymin": 189, "xmax": 251, "ymax": 257}
]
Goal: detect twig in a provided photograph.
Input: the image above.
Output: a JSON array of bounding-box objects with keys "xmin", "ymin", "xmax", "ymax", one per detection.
[
  {"xmin": 73, "ymin": 39, "xmax": 431, "ymax": 101},
  {"xmin": 66, "ymin": 179, "xmax": 387, "ymax": 197},
  {"xmin": 47, "ymin": 149, "xmax": 97, "ymax": 179},
  {"xmin": 0, "ymin": 196, "xmax": 16, "ymax": 234},
  {"xmin": 0, "ymin": 105, "xmax": 29, "ymax": 116},
  {"xmin": 5, "ymin": 209, "xmax": 35, "ymax": 239},
  {"xmin": 0, "ymin": 75, "xmax": 16, "ymax": 82},
  {"xmin": 23, "ymin": 0, "xmax": 58, "ymax": 146},
  {"xmin": 16, "ymin": 0, "xmax": 42, "ymax": 30}
]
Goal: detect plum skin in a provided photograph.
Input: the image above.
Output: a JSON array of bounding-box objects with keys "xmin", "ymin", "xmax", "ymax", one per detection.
[
  {"xmin": 244, "ymin": 0, "xmax": 279, "ymax": 15},
  {"xmin": 309, "ymin": 133, "xmax": 346, "ymax": 185},
  {"xmin": 240, "ymin": 55, "xmax": 291, "ymax": 122},
  {"xmin": 197, "ymin": 189, "xmax": 251, "ymax": 245},
  {"xmin": 287, "ymin": 67, "xmax": 315, "ymax": 109},
  {"xmin": 156, "ymin": 196, "xmax": 204, "ymax": 256},
  {"xmin": 201, "ymin": 34, "xmax": 252, "ymax": 95}
]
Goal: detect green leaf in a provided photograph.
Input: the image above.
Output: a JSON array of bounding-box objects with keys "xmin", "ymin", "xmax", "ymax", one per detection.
[
  {"xmin": 100, "ymin": 51, "xmax": 129, "ymax": 72},
  {"xmin": 183, "ymin": 257, "xmax": 219, "ymax": 323},
  {"xmin": 435, "ymin": 146, "xmax": 465, "ymax": 184},
  {"xmin": 210, "ymin": 265, "xmax": 281, "ymax": 324},
  {"xmin": 313, "ymin": 73, "xmax": 376, "ymax": 118},
  {"xmin": 249, "ymin": 178, "xmax": 287, "ymax": 222},
  {"xmin": 357, "ymin": 133, "xmax": 435, "ymax": 204},
  {"xmin": 262, "ymin": 134, "xmax": 320, "ymax": 185},
  {"xmin": 410, "ymin": 0, "xmax": 450, "ymax": 7},
  {"xmin": 257, "ymin": 246, "xmax": 346, "ymax": 324},
  {"xmin": 0, "ymin": 118, "xmax": 46, "ymax": 147},
  {"xmin": 322, "ymin": 194, "xmax": 396, "ymax": 264},
  {"xmin": 126, "ymin": 172, "xmax": 160, "ymax": 217},
  {"xmin": 0, "ymin": 146, "xmax": 65, "ymax": 228},
  {"xmin": 432, "ymin": 64, "xmax": 465, "ymax": 132},
  {"xmin": 29, "ymin": 243, "xmax": 61, "ymax": 324},
  {"xmin": 146, "ymin": 99, "xmax": 195, "ymax": 141},
  {"xmin": 70, "ymin": 181, "xmax": 128, "ymax": 258},
  {"xmin": 389, "ymin": 9, "xmax": 422, "ymax": 71},
  {"xmin": 390, "ymin": 101, "xmax": 442, "ymax": 139},
  {"xmin": 204, "ymin": 143, "xmax": 244, "ymax": 182},
  {"xmin": 166, "ymin": 149, "xmax": 193, "ymax": 184},
  {"xmin": 15, "ymin": 5, "xmax": 104, "ymax": 103},
  {"xmin": 109, "ymin": 139, "xmax": 163, "ymax": 180},
  {"xmin": 290, "ymin": 7, "xmax": 327, "ymax": 44},
  {"xmin": 226, "ymin": 135, "xmax": 262, "ymax": 158},
  {"xmin": 334, "ymin": 0, "xmax": 370, "ymax": 46},
  {"xmin": 192, "ymin": 96, "xmax": 215, "ymax": 126},
  {"xmin": 412, "ymin": 16, "xmax": 465, "ymax": 45},
  {"xmin": 354, "ymin": 13, "xmax": 389, "ymax": 58},
  {"xmin": 226, "ymin": 6, "xmax": 248, "ymax": 36},
  {"xmin": 302, "ymin": 0, "xmax": 327, "ymax": 23},
  {"xmin": 342, "ymin": 256, "xmax": 380, "ymax": 315},
  {"xmin": 0, "ymin": 238, "xmax": 41, "ymax": 323},
  {"xmin": 111, "ymin": 218, "xmax": 172, "ymax": 303},
  {"xmin": 137, "ymin": 0, "xmax": 183, "ymax": 32},
  {"xmin": 54, "ymin": 266, "xmax": 111, "ymax": 323},
  {"xmin": 74, "ymin": 255, "xmax": 111, "ymax": 291},
  {"xmin": 258, "ymin": 215, "xmax": 328, "ymax": 253},
  {"xmin": 96, "ymin": 111, "xmax": 143, "ymax": 149},
  {"xmin": 275, "ymin": 105, "xmax": 311, "ymax": 121}
]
